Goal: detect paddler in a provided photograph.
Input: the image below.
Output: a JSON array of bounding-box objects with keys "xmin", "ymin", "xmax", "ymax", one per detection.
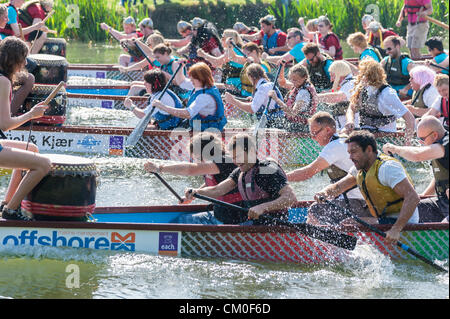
[
  {"xmin": 316, "ymin": 16, "xmax": 343, "ymax": 60},
  {"xmin": 346, "ymin": 31, "xmax": 382, "ymax": 63},
  {"xmin": 0, "ymin": 0, "xmax": 46, "ymax": 43},
  {"xmin": 267, "ymin": 62, "xmax": 318, "ymax": 132},
  {"xmin": 0, "ymin": 37, "xmax": 52, "ymax": 221},
  {"xmin": 262, "ymin": 27, "xmax": 307, "ymax": 65},
  {"xmin": 124, "ymin": 69, "xmax": 185, "ymax": 130},
  {"xmin": 314, "ymin": 130, "xmax": 420, "ymax": 243},
  {"xmin": 403, "ymin": 65, "xmax": 440, "ymax": 118},
  {"xmin": 287, "ymin": 112, "xmax": 371, "ymax": 225},
  {"xmin": 380, "ymin": 35, "xmax": 416, "ymax": 98},
  {"xmin": 144, "ymin": 132, "xmax": 246, "ymax": 224},
  {"xmin": 383, "ymin": 116, "xmax": 448, "ymax": 223},
  {"xmin": 299, "ymin": 42, "xmax": 334, "ymax": 93},
  {"xmin": 151, "ymin": 62, "xmax": 227, "ymax": 132},
  {"xmin": 424, "ymin": 74, "xmax": 449, "ymax": 127},
  {"xmin": 366, "ymin": 21, "xmax": 398, "ymax": 58},
  {"xmin": 166, "ymin": 20, "xmax": 193, "ymax": 49},
  {"xmin": 424, "ymin": 37, "xmax": 449, "ymax": 75},
  {"xmin": 18, "ymin": 0, "xmax": 54, "ymax": 54},
  {"xmin": 184, "ymin": 133, "xmax": 297, "ymax": 224},
  {"xmin": 344, "ymin": 58, "xmax": 415, "ymax": 145}
]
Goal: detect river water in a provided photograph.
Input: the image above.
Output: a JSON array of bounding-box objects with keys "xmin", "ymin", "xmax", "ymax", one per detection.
[{"xmin": 0, "ymin": 42, "xmax": 448, "ymax": 300}]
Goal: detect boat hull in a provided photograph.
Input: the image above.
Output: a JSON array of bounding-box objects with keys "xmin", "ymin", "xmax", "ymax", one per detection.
[
  {"xmin": 6, "ymin": 125, "xmax": 407, "ymax": 166},
  {"xmin": 0, "ymin": 204, "xmax": 448, "ymax": 264}
]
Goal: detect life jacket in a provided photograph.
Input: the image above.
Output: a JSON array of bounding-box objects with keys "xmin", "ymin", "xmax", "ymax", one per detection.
[
  {"xmin": 237, "ymin": 160, "xmax": 284, "ymax": 208},
  {"xmin": 0, "ymin": 4, "xmax": 17, "ymax": 37},
  {"xmin": 321, "ymin": 33, "xmax": 343, "ymax": 60},
  {"xmin": 284, "ymin": 81, "xmax": 318, "ymax": 125},
  {"xmin": 404, "ymin": 0, "xmax": 428, "ymax": 24},
  {"xmin": 204, "ymin": 154, "xmax": 243, "ymax": 204},
  {"xmin": 329, "ymin": 76, "xmax": 354, "ymax": 117},
  {"xmin": 411, "ymin": 83, "xmax": 432, "ymax": 111},
  {"xmin": 18, "ymin": 0, "xmax": 45, "ymax": 27},
  {"xmin": 359, "ymin": 84, "xmax": 396, "ymax": 128},
  {"xmin": 149, "ymin": 89, "xmax": 183, "ymax": 130},
  {"xmin": 356, "ymin": 153, "xmax": 414, "ymax": 218},
  {"xmin": 307, "ymin": 53, "xmax": 333, "ymax": 92},
  {"xmin": 360, "ymin": 46, "xmax": 382, "ymax": 62},
  {"xmin": 188, "ymin": 86, "xmax": 227, "ymax": 132},
  {"xmin": 160, "ymin": 58, "xmax": 189, "ymax": 100},
  {"xmin": 252, "ymin": 79, "xmax": 285, "ymax": 124},
  {"xmin": 384, "ymin": 54, "xmax": 411, "ymax": 87},
  {"xmin": 239, "ymin": 61, "xmax": 271, "ymax": 94},
  {"xmin": 262, "ymin": 30, "xmax": 284, "ymax": 55},
  {"xmin": 440, "ymin": 97, "xmax": 449, "ymax": 128},
  {"xmin": 431, "ymin": 132, "xmax": 449, "ymax": 203}
]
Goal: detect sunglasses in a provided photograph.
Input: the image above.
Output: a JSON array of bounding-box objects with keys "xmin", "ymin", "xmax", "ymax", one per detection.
[
  {"xmin": 385, "ymin": 47, "xmax": 393, "ymax": 52},
  {"xmin": 310, "ymin": 126, "xmax": 325, "ymax": 137},
  {"xmin": 317, "ymin": 24, "xmax": 326, "ymax": 28},
  {"xmin": 418, "ymin": 131, "xmax": 434, "ymax": 143},
  {"xmin": 307, "ymin": 53, "xmax": 318, "ymax": 62}
]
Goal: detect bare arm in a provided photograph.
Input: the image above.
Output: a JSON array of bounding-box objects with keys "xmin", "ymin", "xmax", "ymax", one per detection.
[
  {"xmin": 144, "ymin": 161, "xmax": 220, "ymax": 176},
  {"xmin": 186, "ymin": 178, "xmax": 237, "ymax": 200},
  {"xmin": 383, "ymin": 143, "xmax": 445, "ymax": 162},
  {"xmin": 314, "ymin": 173, "xmax": 358, "ymax": 202},
  {"xmin": 248, "ymin": 184, "xmax": 297, "ymax": 219},
  {"xmin": 287, "ymin": 157, "xmax": 330, "ymax": 182}
]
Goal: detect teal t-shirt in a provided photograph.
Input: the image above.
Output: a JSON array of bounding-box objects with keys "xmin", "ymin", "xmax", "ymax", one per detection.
[
  {"xmin": 289, "ymin": 42, "xmax": 306, "ymax": 63},
  {"xmin": 434, "ymin": 52, "xmax": 449, "ymax": 75},
  {"xmin": 360, "ymin": 48, "xmax": 380, "ymax": 63}
]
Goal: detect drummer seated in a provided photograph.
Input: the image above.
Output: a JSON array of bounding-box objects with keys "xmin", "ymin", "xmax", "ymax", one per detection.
[
  {"xmin": 185, "ymin": 133, "xmax": 298, "ymax": 225},
  {"xmin": 11, "ymin": 69, "xmax": 35, "ymax": 116}
]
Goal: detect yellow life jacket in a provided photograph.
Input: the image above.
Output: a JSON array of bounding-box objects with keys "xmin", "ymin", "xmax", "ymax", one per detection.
[
  {"xmin": 356, "ymin": 153, "xmax": 413, "ymax": 218},
  {"xmin": 239, "ymin": 61, "xmax": 271, "ymax": 94}
]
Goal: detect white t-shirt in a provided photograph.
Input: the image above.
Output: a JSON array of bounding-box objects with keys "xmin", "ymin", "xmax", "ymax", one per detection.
[
  {"xmin": 349, "ymin": 159, "xmax": 419, "ymax": 222},
  {"xmin": 251, "ymin": 78, "xmax": 278, "ymax": 114},
  {"xmin": 336, "ymin": 75, "xmax": 359, "ymax": 129},
  {"xmin": 146, "ymin": 91, "xmax": 176, "ymax": 117},
  {"xmin": 186, "ymin": 89, "xmax": 217, "ymax": 118},
  {"xmin": 361, "ymin": 86, "xmax": 409, "ymax": 132},
  {"xmin": 419, "ymin": 85, "xmax": 440, "ymax": 108},
  {"xmin": 319, "ymin": 137, "xmax": 363, "ymax": 199},
  {"xmin": 431, "ymin": 96, "xmax": 447, "ymax": 124}
]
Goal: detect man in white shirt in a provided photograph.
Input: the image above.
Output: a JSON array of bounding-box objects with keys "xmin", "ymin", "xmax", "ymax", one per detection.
[
  {"xmin": 314, "ymin": 130, "xmax": 420, "ymax": 244},
  {"xmin": 287, "ymin": 112, "xmax": 371, "ymax": 225}
]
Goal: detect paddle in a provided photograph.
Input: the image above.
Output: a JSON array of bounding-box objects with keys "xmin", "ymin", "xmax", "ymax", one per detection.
[
  {"xmin": 425, "ymin": 16, "xmax": 449, "ymax": 30},
  {"xmin": 192, "ymin": 193, "xmax": 357, "ymax": 251},
  {"xmin": 253, "ymin": 63, "xmax": 283, "ymax": 137},
  {"xmin": 126, "ymin": 62, "xmax": 184, "ymax": 147},
  {"xmin": 152, "ymin": 172, "xmax": 184, "ymax": 203},
  {"xmin": 319, "ymin": 197, "xmax": 448, "ymax": 272},
  {"xmin": 430, "ymin": 62, "xmax": 449, "ymax": 72},
  {"xmin": 134, "ymin": 40, "xmax": 155, "ymax": 68}
]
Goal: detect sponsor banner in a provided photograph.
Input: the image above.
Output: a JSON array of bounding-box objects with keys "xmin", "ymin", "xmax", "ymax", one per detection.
[
  {"xmin": 6, "ymin": 130, "xmax": 125, "ymax": 156},
  {"xmin": 68, "ymin": 97, "xmax": 115, "ymax": 109},
  {"xmin": 67, "ymin": 69, "xmax": 107, "ymax": 79},
  {"xmin": 0, "ymin": 227, "xmax": 181, "ymax": 256}
]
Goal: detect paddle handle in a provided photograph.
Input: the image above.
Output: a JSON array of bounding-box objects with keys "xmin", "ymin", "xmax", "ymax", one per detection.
[
  {"xmin": 230, "ymin": 40, "xmax": 248, "ymax": 58},
  {"xmin": 321, "ymin": 197, "xmax": 447, "ymax": 272},
  {"xmin": 134, "ymin": 40, "xmax": 155, "ymax": 67},
  {"xmin": 425, "ymin": 16, "xmax": 449, "ymax": 30},
  {"xmin": 43, "ymin": 81, "xmax": 65, "ymax": 105},
  {"xmin": 193, "ymin": 193, "xmax": 248, "ymax": 213},
  {"xmin": 42, "ymin": 10, "xmax": 55, "ymax": 24},
  {"xmin": 430, "ymin": 62, "xmax": 449, "ymax": 72}
]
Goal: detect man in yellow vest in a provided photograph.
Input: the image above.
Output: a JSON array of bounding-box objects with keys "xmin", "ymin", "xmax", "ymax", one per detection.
[{"xmin": 314, "ymin": 130, "xmax": 420, "ymax": 244}]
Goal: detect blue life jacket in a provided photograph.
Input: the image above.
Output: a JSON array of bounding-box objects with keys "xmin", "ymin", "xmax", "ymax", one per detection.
[
  {"xmin": 262, "ymin": 30, "xmax": 283, "ymax": 55},
  {"xmin": 253, "ymin": 80, "xmax": 285, "ymax": 123},
  {"xmin": 149, "ymin": 89, "xmax": 184, "ymax": 130},
  {"xmin": 188, "ymin": 86, "xmax": 227, "ymax": 132},
  {"xmin": 160, "ymin": 58, "xmax": 190, "ymax": 100}
]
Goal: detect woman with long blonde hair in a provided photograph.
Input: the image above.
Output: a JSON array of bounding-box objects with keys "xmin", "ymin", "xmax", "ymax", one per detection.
[{"xmin": 344, "ymin": 59, "xmax": 415, "ymax": 143}]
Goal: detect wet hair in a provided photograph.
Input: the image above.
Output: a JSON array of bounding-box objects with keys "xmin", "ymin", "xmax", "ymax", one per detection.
[
  {"xmin": 302, "ymin": 42, "xmax": 320, "ymax": 56},
  {"xmin": 345, "ymin": 130, "xmax": 378, "ymax": 153},
  {"xmin": 308, "ymin": 111, "xmax": 336, "ymax": 129},
  {"xmin": 246, "ymin": 63, "xmax": 268, "ymax": 82},
  {"xmin": 425, "ymin": 37, "xmax": 444, "ymax": 52},
  {"xmin": 189, "ymin": 132, "xmax": 225, "ymax": 162},
  {"xmin": 152, "ymin": 43, "xmax": 172, "ymax": 56},
  {"xmin": 0, "ymin": 37, "xmax": 29, "ymax": 82},
  {"xmin": 289, "ymin": 63, "xmax": 309, "ymax": 80},
  {"xmin": 435, "ymin": 74, "xmax": 449, "ymax": 87},
  {"xmin": 143, "ymin": 68, "xmax": 167, "ymax": 92},
  {"xmin": 242, "ymin": 42, "xmax": 263, "ymax": 55},
  {"xmin": 146, "ymin": 33, "xmax": 165, "ymax": 48},
  {"xmin": 188, "ymin": 62, "xmax": 214, "ymax": 88},
  {"xmin": 347, "ymin": 32, "xmax": 368, "ymax": 49}
]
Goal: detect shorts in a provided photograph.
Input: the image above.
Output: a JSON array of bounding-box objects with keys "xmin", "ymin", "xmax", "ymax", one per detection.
[
  {"xmin": 406, "ymin": 22, "xmax": 429, "ymax": 49},
  {"xmin": 418, "ymin": 197, "xmax": 449, "ymax": 223},
  {"xmin": 308, "ymin": 198, "xmax": 371, "ymax": 225}
]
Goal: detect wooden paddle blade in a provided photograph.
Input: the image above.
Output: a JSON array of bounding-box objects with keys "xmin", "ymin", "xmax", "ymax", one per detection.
[{"xmin": 125, "ymin": 109, "xmax": 153, "ymax": 147}]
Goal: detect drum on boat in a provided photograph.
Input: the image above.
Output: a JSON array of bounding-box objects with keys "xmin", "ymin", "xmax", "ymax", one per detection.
[
  {"xmin": 21, "ymin": 154, "xmax": 98, "ymax": 221},
  {"xmin": 39, "ymin": 38, "xmax": 67, "ymax": 57},
  {"xmin": 28, "ymin": 54, "xmax": 68, "ymax": 85},
  {"xmin": 20, "ymin": 84, "xmax": 67, "ymax": 125}
]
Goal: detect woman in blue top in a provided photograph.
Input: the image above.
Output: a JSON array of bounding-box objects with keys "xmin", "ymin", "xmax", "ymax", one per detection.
[
  {"xmin": 124, "ymin": 69, "xmax": 184, "ymax": 130},
  {"xmin": 425, "ymin": 37, "xmax": 449, "ymax": 75},
  {"xmin": 151, "ymin": 62, "xmax": 227, "ymax": 132}
]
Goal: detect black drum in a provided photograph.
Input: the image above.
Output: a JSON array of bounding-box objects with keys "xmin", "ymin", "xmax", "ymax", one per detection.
[
  {"xmin": 21, "ymin": 154, "xmax": 98, "ymax": 221},
  {"xmin": 28, "ymin": 53, "xmax": 68, "ymax": 85},
  {"xmin": 39, "ymin": 38, "xmax": 67, "ymax": 57},
  {"xmin": 21, "ymin": 84, "xmax": 67, "ymax": 125}
]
